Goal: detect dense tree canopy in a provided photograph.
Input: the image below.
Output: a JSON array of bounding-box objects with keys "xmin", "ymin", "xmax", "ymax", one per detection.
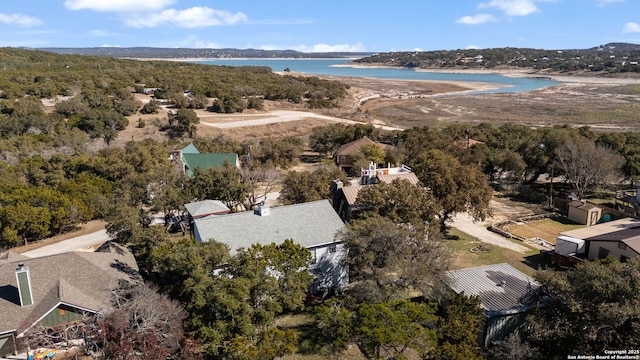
[
  {"xmin": 521, "ymin": 257, "xmax": 640, "ymax": 359},
  {"xmin": 409, "ymin": 149, "xmax": 493, "ymax": 233},
  {"xmin": 279, "ymin": 165, "xmax": 348, "ymax": 205},
  {"xmin": 338, "ymin": 217, "xmax": 451, "ymax": 303}
]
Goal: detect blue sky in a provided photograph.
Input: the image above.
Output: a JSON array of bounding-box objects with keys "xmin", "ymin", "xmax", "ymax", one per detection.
[{"xmin": 1, "ymin": 0, "xmax": 639, "ymax": 52}]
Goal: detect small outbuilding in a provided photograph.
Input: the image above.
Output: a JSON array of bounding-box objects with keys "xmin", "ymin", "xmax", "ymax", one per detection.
[{"xmin": 567, "ymin": 200, "xmax": 602, "ymax": 226}]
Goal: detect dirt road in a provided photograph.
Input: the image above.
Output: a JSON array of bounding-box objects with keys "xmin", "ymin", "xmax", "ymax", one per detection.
[
  {"xmin": 450, "ymin": 213, "xmax": 532, "ymax": 254},
  {"xmin": 199, "ymin": 110, "xmax": 403, "ymax": 131}
]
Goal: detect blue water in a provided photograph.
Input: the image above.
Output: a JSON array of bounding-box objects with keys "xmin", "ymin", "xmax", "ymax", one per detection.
[{"xmin": 193, "ymin": 59, "xmax": 560, "ymax": 94}]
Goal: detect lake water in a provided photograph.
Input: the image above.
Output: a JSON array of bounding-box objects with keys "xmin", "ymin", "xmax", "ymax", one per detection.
[{"xmin": 194, "ymin": 58, "xmax": 560, "ymax": 94}]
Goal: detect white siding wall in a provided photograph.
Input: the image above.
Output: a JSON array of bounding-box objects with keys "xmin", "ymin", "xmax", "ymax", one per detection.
[
  {"xmin": 309, "ymin": 243, "xmax": 349, "ymax": 293},
  {"xmin": 588, "ymin": 241, "xmax": 639, "ymax": 261}
]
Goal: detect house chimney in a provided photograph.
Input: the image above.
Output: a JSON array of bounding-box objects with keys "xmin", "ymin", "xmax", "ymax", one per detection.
[
  {"xmin": 15, "ymin": 262, "xmax": 34, "ymax": 306},
  {"xmin": 257, "ymin": 203, "xmax": 271, "ymax": 217}
]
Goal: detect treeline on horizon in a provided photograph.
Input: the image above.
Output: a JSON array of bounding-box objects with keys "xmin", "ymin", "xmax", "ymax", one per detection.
[
  {"xmin": 0, "ymin": 47, "xmax": 348, "ymax": 106},
  {"xmin": 354, "ymin": 42, "xmax": 640, "ymax": 74}
]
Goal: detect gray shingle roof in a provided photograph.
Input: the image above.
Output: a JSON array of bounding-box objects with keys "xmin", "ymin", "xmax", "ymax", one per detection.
[
  {"xmin": 446, "ymin": 263, "xmax": 539, "ymax": 316},
  {"xmin": 194, "ymin": 200, "xmax": 345, "ymax": 253},
  {"xmin": 184, "ymin": 200, "xmax": 230, "ymax": 217},
  {"xmin": 0, "ymin": 243, "xmax": 140, "ymax": 335}
]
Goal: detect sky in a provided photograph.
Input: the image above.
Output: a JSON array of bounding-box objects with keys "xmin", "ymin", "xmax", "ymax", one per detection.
[{"xmin": 1, "ymin": 0, "xmax": 639, "ymax": 52}]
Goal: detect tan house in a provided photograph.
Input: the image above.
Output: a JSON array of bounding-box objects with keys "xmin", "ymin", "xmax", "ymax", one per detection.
[
  {"xmin": 584, "ymin": 227, "xmax": 640, "ymax": 262},
  {"xmin": 567, "ymin": 200, "xmax": 602, "ymax": 226},
  {"xmin": 334, "ymin": 136, "xmax": 388, "ymax": 174},
  {"xmin": 557, "ymin": 218, "xmax": 640, "ymax": 264}
]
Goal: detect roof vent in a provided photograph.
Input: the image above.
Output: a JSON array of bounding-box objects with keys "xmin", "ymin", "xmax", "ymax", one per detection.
[{"xmin": 497, "ymin": 280, "xmax": 507, "ymax": 287}]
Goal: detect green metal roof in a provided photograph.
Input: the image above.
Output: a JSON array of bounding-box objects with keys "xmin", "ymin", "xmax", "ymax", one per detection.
[
  {"xmin": 182, "ymin": 153, "xmax": 239, "ymax": 177},
  {"xmin": 182, "ymin": 143, "xmax": 200, "ymax": 154}
]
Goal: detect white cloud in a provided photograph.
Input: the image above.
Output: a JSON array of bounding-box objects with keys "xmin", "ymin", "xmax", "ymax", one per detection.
[
  {"xmin": 479, "ymin": 0, "xmax": 541, "ymax": 16},
  {"xmin": 623, "ymin": 22, "xmax": 640, "ymax": 33},
  {"xmin": 412, "ymin": 48, "xmax": 424, "ymax": 52},
  {"xmin": 64, "ymin": 0, "xmax": 176, "ymax": 12},
  {"xmin": 0, "ymin": 13, "xmax": 43, "ymax": 27},
  {"xmin": 99, "ymin": 44, "xmax": 122, "ymax": 47},
  {"xmin": 466, "ymin": 44, "xmax": 481, "ymax": 49},
  {"xmin": 292, "ymin": 43, "xmax": 367, "ymax": 53},
  {"xmin": 124, "ymin": 7, "xmax": 248, "ymax": 28},
  {"xmin": 257, "ymin": 43, "xmax": 366, "ymax": 53},
  {"xmin": 89, "ymin": 29, "xmax": 116, "ymax": 37},
  {"xmin": 194, "ymin": 41, "xmax": 225, "ymax": 49},
  {"xmin": 457, "ymin": 14, "xmax": 498, "ymax": 25}
]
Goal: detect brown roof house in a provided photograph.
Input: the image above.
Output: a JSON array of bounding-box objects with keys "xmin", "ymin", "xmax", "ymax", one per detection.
[
  {"xmin": 331, "ymin": 162, "xmax": 419, "ymax": 221},
  {"xmin": 556, "ymin": 218, "xmax": 640, "ymax": 265},
  {"xmin": 0, "ymin": 243, "xmax": 140, "ymax": 357},
  {"xmin": 446, "ymin": 263, "xmax": 539, "ymax": 347},
  {"xmin": 334, "ymin": 136, "xmax": 389, "ymax": 174}
]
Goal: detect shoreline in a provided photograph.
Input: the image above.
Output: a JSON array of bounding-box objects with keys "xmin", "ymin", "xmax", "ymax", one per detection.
[
  {"xmin": 133, "ymin": 57, "xmax": 640, "ymax": 87},
  {"xmin": 337, "ymin": 62, "xmax": 640, "ymax": 85}
]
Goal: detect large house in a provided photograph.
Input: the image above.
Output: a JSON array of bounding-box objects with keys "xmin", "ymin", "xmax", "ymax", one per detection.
[
  {"xmin": 446, "ymin": 263, "xmax": 539, "ymax": 347},
  {"xmin": 0, "ymin": 243, "xmax": 140, "ymax": 357},
  {"xmin": 192, "ymin": 200, "xmax": 348, "ymax": 293},
  {"xmin": 170, "ymin": 143, "xmax": 240, "ymax": 178},
  {"xmin": 556, "ymin": 218, "xmax": 640, "ymax": 265}
]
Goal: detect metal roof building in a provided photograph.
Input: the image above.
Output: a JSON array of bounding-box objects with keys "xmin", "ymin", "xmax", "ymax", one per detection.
[{"xmin": 446, "ymin": 263, "xmax": 539, "ymax": 347}]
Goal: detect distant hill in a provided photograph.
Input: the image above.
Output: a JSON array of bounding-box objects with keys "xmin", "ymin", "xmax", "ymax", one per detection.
[
  {"xmin": 353, "ymin": 43, "xmax": 640, "ymax": 75},
  {"xmin": 36, "ymin": 47, "xmax": 374, "ymax": 59}
]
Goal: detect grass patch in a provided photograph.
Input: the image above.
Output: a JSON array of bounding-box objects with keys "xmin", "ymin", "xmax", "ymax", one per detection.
[
  {"xmin": 505, "ymin": 217, "xmax": 583, "ymax": 244},
  {"xmin": 446, "ymin": 228, "xmax": 539, "ymax": 276}
]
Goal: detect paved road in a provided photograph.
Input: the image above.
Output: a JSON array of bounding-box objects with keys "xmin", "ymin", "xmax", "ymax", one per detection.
[
  {"xmin": 22, "ymin": 229, "xmax": 111, "ymax": 258},
  {"xmin": 199, "ymin": 110, "xmax": 403, "ymax": 131},
  {"xmin": 450, "ymin": 212, "xmax": 531, "ymax": 254}
]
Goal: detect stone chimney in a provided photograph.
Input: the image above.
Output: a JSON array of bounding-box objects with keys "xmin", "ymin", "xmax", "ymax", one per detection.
[{"xmin": 15, "ymin": 262, "xmax": 33, "ymax": 306}]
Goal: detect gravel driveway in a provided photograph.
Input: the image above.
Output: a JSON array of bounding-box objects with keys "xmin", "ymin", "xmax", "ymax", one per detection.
[{"xmin": 450, "ymin": 212, "xmax": 532, "ymax": 254}]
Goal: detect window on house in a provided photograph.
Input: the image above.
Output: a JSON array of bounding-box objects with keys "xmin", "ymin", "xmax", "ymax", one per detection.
[
  {"xmin": 620, "ymin": 255, "xmax": 630, "ymax": 263},
  {"xmin": 328, "ymin": 244, "xmax": 337, "ymax": 253},
  {"xmin": 618, "ymin": 242, "xmax": 627, "ymax": 250},
  {"xmin": 310, "ymin": 249, "xmax": 317, "ymax": 264},
  {"xmin": 598, "ymin": 247, "xmax": 610, "ymax": 259}
]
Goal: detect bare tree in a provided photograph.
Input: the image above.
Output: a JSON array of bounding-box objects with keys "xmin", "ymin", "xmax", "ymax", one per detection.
[
  {"xmin": 241, "ymin": 163, "xmax": 281, "ymax": 210},
  {"xmin": 554, "ymin": 137, "xmax": 624, "ymax": 199},
  {"xmin": 20, "ymin": 283, "xmax": 191, "ymax": 360},
  {"xmin": 98, "ymin": 282, "xmax": 188, "ymax": 360}
]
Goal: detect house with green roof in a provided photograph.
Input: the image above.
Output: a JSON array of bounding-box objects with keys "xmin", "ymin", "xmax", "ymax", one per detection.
[{"xmin": 171, "ymin": 143, "xmax": 240, "ymax": 178}]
